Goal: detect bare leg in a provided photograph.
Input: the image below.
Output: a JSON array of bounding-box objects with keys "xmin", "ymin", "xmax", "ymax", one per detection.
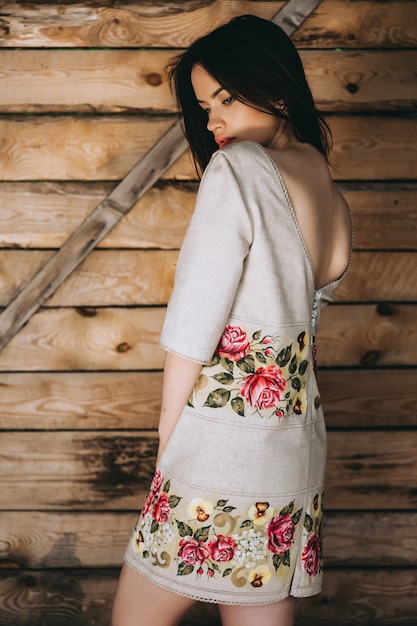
[
  {"xmin": 218, "ymin": 595, "xmax": 295, "ymax": 626},
  {"xmin": 111, "ymin": 563, "xmax": 196, "ymax": 626}
]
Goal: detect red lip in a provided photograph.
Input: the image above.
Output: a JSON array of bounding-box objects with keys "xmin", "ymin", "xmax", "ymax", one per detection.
[{"xmin": 215, "ymin": 137, "xmax": 235, "ymax": 149}]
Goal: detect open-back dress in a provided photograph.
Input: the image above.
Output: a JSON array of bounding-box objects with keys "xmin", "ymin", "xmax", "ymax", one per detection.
[{"xmin": 124, "ymin": 141, "xmax": 349, "ymax": 605}]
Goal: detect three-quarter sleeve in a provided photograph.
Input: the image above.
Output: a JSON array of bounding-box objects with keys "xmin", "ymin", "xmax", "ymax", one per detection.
[{"xmin": 160, "ymin": 149, "xmax": 253, "ymax": 363}]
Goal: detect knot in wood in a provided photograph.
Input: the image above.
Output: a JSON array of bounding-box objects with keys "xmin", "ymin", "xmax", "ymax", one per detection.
[
  {"xmin": 346, "ymin": 82, "xmax": 359, "ymax": 94},
  {"xmin": 116, "ymin": 342, "xmax": 131, "ymax": 353},
  {"xmin": 76, "ymin": 307, "xmax": 97, "ymax": 318},
  {"xmin": 0, "ymin": 19, "xmax": 10, "ymax": 37},
  {"xmin": 377, "ymin": 302, "xmax": 393, "ymax": 317},
  {"xmin": 361, "ymin": 350, "xmax": 381, "ymax": 366},
  {"xmin": 145, "ymin": 73, "xmax": 162, "ymax": 87}
]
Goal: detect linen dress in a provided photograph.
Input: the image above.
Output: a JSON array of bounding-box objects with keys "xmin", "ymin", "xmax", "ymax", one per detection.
[{"xmin": 124, "ymin": 140, "xmax": 348, "ymax": 605}]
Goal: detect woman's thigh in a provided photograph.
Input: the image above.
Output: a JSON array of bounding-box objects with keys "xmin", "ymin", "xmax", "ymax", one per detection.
[
  {"xmin": 218, "ymin": 595, "xmax": 295, "ymax": 626},
  {"xmin": 111, "ymin": 564, "xmax": 196, "ymax": 626}
]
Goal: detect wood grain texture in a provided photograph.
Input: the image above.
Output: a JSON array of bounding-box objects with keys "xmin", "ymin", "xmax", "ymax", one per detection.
[
  {"xmin": 1, "ymin": 430, "xmax": 416, "ymax": 510},
  {"xmin": 0, "ymin": 568, "xmax": 415, "ymax": 625},
  {"xmin": 2, "ymin": 510, "xmax": 416, "ymax": 569},
  {"xmin": 1, "ymin": 250, "xmax": 416, "ymax": 306},
  {"xmin": 0, "ymin": 182, "xmax": 415, "ymax": 250},
  {"xmin": 0, "ymin": 181, "xmax": 195, "ymax": 249},
  {"xmin": 0, "ymin": 304, "xmax": 414, "ymax": 371},
  {"xmin": 1, "ymin": 49, "xmax": 415, "ymax": 113},
  {"xmin": 1, "ymin": 368, "xmax": 415, "ymax": 430},
  {"xmin": 1, "ymin": 1, "xmax": 416, "ymax": 48},
  {"xmin": 0, "ymin": 116, "xmax": 415, "ymax": 181}
]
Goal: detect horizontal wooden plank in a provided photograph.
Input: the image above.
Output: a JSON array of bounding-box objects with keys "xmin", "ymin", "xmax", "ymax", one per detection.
[
  {"xmin": 0, "ymin": 181, "xmax": 195, "ymax": 249},
  {"xmin": 1, "ymin": 430, "xmax": 416, "ymax": 510},
  {"xmin": 0, "ymin": 182, "xmax": 415, "ymax": 251},
  {"xmin": 1, "ymin": 49, "xmax": 415, "ymax": 113},
  {"xmin": 0, "ymin": 116, "xmax": 416, "ymax": 181},
  {"xmin": 1, "ymin": 1, "xmax": 416, "ymax": 48},
  {"xmin": 1, "ymin": 510, "xmax": 416, "ymax": 569},
  {"xmin": 0, "ymin": 304, "xmax": 415, "ymax": 371},
  {"xmin": 0, "ymin": 568, "xmax": 416, "ymax": 625},
  {"xmin": 0, "ymin": 368, "xmax": 415, "ymax": 431},
  {"xmin": 1, "ymin": 250, "xmax": 415, "ymax": 306}
]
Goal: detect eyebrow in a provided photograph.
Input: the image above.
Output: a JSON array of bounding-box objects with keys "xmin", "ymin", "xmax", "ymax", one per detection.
[{"xmin": 196, "ymin": 86, "xmax": 225, "ymax": 103}]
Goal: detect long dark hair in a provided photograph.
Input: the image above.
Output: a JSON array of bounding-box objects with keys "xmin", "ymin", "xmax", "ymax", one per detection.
[{"xmin": 167, "ymin": 14, "xmax": 331, "ymax": 175}]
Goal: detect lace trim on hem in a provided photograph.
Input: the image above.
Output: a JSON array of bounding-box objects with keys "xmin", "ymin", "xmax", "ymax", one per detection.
[
  {"xmin": 160, "ymin": 343, "xmax": 209, "ymax": 365},
  {"xmin": 124, "ymin": 556, "xmax": 319, "ymax": 606}
]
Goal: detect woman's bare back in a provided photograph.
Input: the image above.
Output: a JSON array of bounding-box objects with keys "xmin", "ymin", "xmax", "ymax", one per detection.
[{"xmin": 266, "ymin": 144, "xmax": 352, "ymax": 290}]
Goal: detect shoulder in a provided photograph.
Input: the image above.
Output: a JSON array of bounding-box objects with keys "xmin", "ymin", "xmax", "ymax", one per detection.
[{"xmin": 205, "ymin": 141, "xmax": 268, "ymax": 176}]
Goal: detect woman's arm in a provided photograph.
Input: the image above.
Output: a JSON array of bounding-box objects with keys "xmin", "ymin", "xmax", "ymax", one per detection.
[{"xmin": 156, "ymin": 351, "xmax": 202, "ymax": 464}]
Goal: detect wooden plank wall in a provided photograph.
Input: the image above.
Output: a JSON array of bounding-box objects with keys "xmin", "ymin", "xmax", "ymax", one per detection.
[{"xmin": 0, "ymin": 1, "xmax": 416, "ymax": 624}]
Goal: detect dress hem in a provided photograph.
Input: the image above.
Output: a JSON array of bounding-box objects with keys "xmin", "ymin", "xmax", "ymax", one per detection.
[{"xmin": 123, "ymin": 556, "xmax": 322, "ymax": 607}]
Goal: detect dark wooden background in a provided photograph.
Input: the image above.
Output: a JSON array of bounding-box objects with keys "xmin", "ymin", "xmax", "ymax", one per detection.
[{"xmin": 0, "ymin": 1, "xmax": 416, "ymax": 624}]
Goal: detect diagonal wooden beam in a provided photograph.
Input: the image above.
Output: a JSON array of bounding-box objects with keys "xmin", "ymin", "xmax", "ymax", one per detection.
[{"xmin": 0, "ymin": 0, "xmax": 324, "ymax": 352}]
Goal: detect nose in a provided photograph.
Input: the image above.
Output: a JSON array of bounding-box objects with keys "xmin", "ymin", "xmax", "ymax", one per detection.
[{"xmin": 206, "ymin": 110, "xmax": 223, "ymax": 134}]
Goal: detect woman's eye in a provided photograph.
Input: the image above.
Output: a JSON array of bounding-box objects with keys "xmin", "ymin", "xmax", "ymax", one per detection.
[{"xmin": 223, "ymin": 96, "xmax": 234, "ymax": 105}]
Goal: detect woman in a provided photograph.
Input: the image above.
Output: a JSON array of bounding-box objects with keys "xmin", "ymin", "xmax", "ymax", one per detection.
[{"xmin": 112, "ymin": 15, "xmax": 352, "ymax": 626}]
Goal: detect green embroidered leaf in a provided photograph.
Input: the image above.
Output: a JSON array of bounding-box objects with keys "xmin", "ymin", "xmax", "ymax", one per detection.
[
  {"xmin": 220, "ymin": 357, "xmax": 234, "ymax": 374},
  {"xmin": 282, "ymin": 549, "xmax": 291, "ymax": 567},
  {"xmin": 211, "ymin": 563, "xmax": 220, "ymax": 572},
  {"xmin": 285, "ymin": 391, "xmax": 291, "ymax": 399},
  {"xmin": 252, "ymin": 330, "xmax": 262, "ymax": 340},
  {"xmin": 231, "ymin": 396, "xmax": 245, "ymax": 417},
  {"xmin": 255, "ymin": 351, "xmax": 267, "ymax": 364},
  {"xmin": 150, "ymin": 520, "xmax": 159, "ymax": 534},
  {"xmin": 176, "ymin": 520, "xmax": 193, "ymax": 538},
  {"xmin": 223, "ymin": 568, "xmax": 233, "ymax": 577},
  {"xmin": 291, "ymin": 377, "xmax": 301, "ymax": 391},
  {"xmin": 142, "ymin": 550, "xmax": 149, "ymax": 558},
  {"xmin": 289, "ymin": 354, "xmax": 297, "ymax": 374},
  {"xmin": 162, "ymin": 479, "xmax": 170, "ymax": 493},
  {"xmin": 291, "ymin": 508, "xmax": 303, "ymax": 525},
  {"xmin": 280, "ymin": 500, "xmax": 294, "ymax": 516},
  {"xmin": 208, "ymin": 354, "xmax": 221, "ymax": 367},
  {"xmin": 194, "ymin": 526, "xmax": 210, "ymax": 542},
  {"xmin": 276, "ymin": 344, "xmax": 292, "ymax": 367},
  {"xmin": 240, "ymin": 519, "xmax": 252, "ymax": 528},
  {"xmin": 272, "ymin": 554, "xmax": 281, "ymax": 570},
  {"xmin": 168, "ymin": 495, "xmax": 181, "ymax": 508},
  {"xmin": 177, "ymin": 562, "xmax": 194, "ymax": 576},
  {"xmin": 223, "ymin": 506, "xmax": 236, "ymax": 513},
  {"xmin": 204, "ymin": 388, "xmax": 231, "ymax": 408},
  {"xmin": 304, "ymin": 513, "xmax": 313, "ymax": 532},
  {"xmin": 216, "ymin": 499, "xmax": 228, "ymax": 507},
  {"xmin": 299, "ymin": 359, "xmax": 308, "ymax": 375},
  {"xmin": 237, "ymin": 355, "xmax": 255, "ymax": 373},
  {"xmin": 212, "ymin": 372, "xmax": 234, "ymax": 385}
]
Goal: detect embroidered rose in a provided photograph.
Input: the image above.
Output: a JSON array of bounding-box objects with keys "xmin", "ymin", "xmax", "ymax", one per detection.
[
  {"xmin": 302, "ymin": 532, "xmax": 321, "ymax": 576},
  {"xmin": 215, "ymin": 325, "xmax": 250, "ymax": 361},
  {"xmin": 208, "ymin": 534, "xmax": 237, "ymax": 562},
  {"xmin": 153, "ymin": 492, "xmax": 171, "ymax": 524},
  {"xmin": 150, "ymin": 469, "xmax": 164, "ymax": 494},
  {"xmin": 240, "ymin": 365, "xmax": 286, "ymax": 410},
  {"xmin": 178, "ymin": 537, "xmax": 211, "ymax": 567},
  {"xmin": 265, "ymin": 514, "xmax": 295, "ymax": 554},
  {"xmin": 141, "ymin": 491, "xmax": 154, "ymax": 516}
]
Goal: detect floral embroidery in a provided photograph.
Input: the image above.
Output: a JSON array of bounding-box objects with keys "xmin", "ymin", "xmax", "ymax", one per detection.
[
  {"xmin": 189, "ymin": 324, "xmax": 310, "ymax": 419},
  {"xmin": 301, "ymin": 492, "xmax": 324, "ymax": 577},
  {"xmin": 133, "ymin": 471, "xmax": 312, "ymax": 589}
]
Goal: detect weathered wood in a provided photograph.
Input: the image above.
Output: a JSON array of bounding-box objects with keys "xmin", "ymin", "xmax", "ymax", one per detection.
[
  {"xmin": 0, "ymin": 305, "xmax": 415, "ymax": 371},
  {"xmin": 0, "ymin": 568, "xmax": 415, "ymax": 625},
  {"xmin": 0, "ymin": 120, "xmax": 187, "ymax": 352},
  {"xmin": 0, "ymin": 181, "xmax": 195, "ymax": 249},
  {"xmin": 1, "ymin": 1, "xmax": 416, "ymax": 48},
  {"xmin": 1, "ymin": 430, "xmax": 416, "ymax": 510},
  {"xmin": 1, "ymin": 249, "xmax": 416, "ymax": 306},
  {"xmin": 0, "ymin": 182, "xmax": 415, "ymax": 250},
  {"xmin": 1, "ymin": 510, "xmax": 416, "ymax": 569},
  {"xmin": 0, "ymin": 368, "xmax": 415, "ymax": 430},
  {"xmin": 2, "ymin": 49, "xmax": 414, "ymax": 113},
  {"xmin": 0, "ymin": 116, "xmax": 415, "ymax": 181}
]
